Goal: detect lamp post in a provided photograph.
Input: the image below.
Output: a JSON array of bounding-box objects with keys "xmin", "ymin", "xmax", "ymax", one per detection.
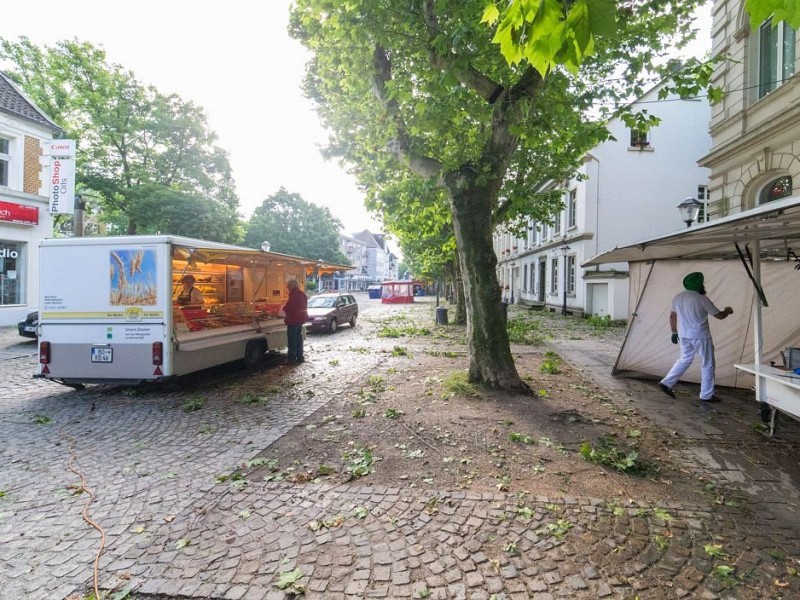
[
  {"xmin": 510, "ymin": 262, "xmax": 516, "ymax": 304},
  {"xmin": 677, "ymin": 196, "xmax": 703, "ymax": 228},
  {"xmin": 559, "ymin": 244, "xmax": 571, "ymax": 316},
  {"xmin": 260, "ymin": 241, "xmax": 271, "ymax": 252}
]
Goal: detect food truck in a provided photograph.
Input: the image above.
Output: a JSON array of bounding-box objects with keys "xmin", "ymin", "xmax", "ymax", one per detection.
[{"xmin": 35, "ymin": 235, "xmax": 349, "ymax": 386}]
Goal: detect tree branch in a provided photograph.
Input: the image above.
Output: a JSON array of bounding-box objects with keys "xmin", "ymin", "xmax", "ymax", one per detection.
[
  {"xmin": 421, "ymin": 0, "xmax": 503, "ymax": 103},
  {"xmin": 371, "ymin": 45, "xmax": 443, "ymax": 179}
]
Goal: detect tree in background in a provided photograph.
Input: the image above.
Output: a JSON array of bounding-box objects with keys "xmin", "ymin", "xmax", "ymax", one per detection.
[
  {"xmin": 244, "ymin": 188, "xmax": 348, "ymax": 264},
  {"xmin": 0, "ymin": 37, "xmax": 242, "ymax": 242},
  {"xmin": 367, "ymin": 174, "xmax": 466, "ymax": 324},
  {"xmin": 290, "ymin": 0, "xmax": 705, "ymax": 391}
]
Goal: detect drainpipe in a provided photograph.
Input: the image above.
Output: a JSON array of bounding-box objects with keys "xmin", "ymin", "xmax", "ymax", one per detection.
[{"xmin": 586, "ymin": 154, "xmax": 601, "ymax": 272}]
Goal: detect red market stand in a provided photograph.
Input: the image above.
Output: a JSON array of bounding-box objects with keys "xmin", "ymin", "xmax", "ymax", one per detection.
[{"xmin": 381, "ymin": 280, "xmax": 415, "ymax": 304}]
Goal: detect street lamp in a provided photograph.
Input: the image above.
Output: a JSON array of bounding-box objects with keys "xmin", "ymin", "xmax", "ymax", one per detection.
[
  {"xmin": 677, "ymin": 196, "xmax": 703, "ymax": 228},
  {"xmin": 260, "ymin": 241, "xmax": 271, "ymax": 252},
  {"xmin": 559, "ymin": 244, "xmax": 571, "ymax": 316}
]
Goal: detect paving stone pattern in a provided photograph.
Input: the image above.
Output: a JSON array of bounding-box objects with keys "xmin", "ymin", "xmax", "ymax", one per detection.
[{"xmin": 1, "ymin": 324, "xmax": 799, "ymax": 600}]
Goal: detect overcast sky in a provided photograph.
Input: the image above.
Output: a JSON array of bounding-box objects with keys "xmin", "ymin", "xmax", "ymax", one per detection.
[
  {"xmin": 1, "ymin": 1, "xmax": 711, "ymax": 243},
  {"xmin": 0, "ymin": 0, "xmax": 382, "ymax": 236}
]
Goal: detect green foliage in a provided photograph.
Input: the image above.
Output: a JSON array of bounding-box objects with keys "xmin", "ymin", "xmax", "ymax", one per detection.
[
  {"xmin": 746, "ymin": 0, "xmax": 800, "ymax": 29},
  {"xmin": 243, "ymin": 187, "xmax": 349, "ymax": 262},
  {"xmin": 545, "ymin": 518, "xmax": 574, "ymax": 540},
  {"xmin": 704, "ymin": 543, "xmax": 729, "ymax": 559},
  {"xmin": 540, "ymin": 351, "xmax": 563, "ymax": 374},
  {"xmin": 343, "ymin": 445, "xmax": 376, "ymax": 478},
  {"xmin": 507, "ymin": 317, "xmax": 547, "ymax": 345},
  {"xmin": 276, "ymin": 567, "xmax": 305, "ymax": 594},
  {"xmin": 384, "ymin": 408, "xmax": 402, "ymax": 419},
  {"xmin": 391, "ymin": 345, "xmax": 410, "ymax": 357},
  {"xmin": 33, "ymin": 414, "xmax": 53, "ymax": 425},
  {"xmin": 182, "ymin": 397, "xmax": 206, "ymax": 412},
  {"xmin": 442, "ymin": 372, "xmax": 479, "ymax": 397},
  {"xmin": 0, "ymin": 37, "xmax": 241, "ymax": 241},
  {"xmin": 584, "ymin": 314, "xmax": 623, "ymax": 329},
  {"xmin": 377, "ymin": 324, "xmax": 432, "ymax": 338},
  {"xmin": 483, "ymin": 0, "xmax": 617, "ymax": 75},
  {"xmin": 509, "ymin": 432, "xmax": 535, "ymax": 445},
  {"xmin": 580, "ymin": 435, "xmax": 652, "ymax": 476},
  {"xmin": 367, "ymin": 375, "xmax": 385, "ymax": 393}
]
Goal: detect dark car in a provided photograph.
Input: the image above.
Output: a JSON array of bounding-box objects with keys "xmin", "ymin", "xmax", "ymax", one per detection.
[
  {"xmin": 17, "ymin": 310, "xmax": 39, "ymax": 339},
  {"xmin": 306, "ymin": 293, "xmax": 358, "ymax": 333}
]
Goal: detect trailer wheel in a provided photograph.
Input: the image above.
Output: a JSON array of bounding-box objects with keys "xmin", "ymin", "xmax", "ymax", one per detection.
[{"xmin": 243, "ymin": 340, "xmax": 266, "ymax": 368}]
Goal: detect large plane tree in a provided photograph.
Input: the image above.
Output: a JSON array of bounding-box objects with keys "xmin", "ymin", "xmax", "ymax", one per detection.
[{"xmin": 290, "ymin": 0, "xmax": 705, "ymax": 392}]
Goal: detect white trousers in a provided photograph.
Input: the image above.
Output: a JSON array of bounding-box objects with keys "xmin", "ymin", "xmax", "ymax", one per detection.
[{"xmin": 660, "ymin": 337, "xmax": 716, "ymax": 400}]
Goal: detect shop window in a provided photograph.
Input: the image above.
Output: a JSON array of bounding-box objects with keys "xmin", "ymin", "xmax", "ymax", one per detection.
[
  {"xmin": 756, "ymin": 19, "xmax": 796, "ymax": 99},
  {"xmin": 0, "ymin": 241, "xmax": 24, "ymax": 305},
  {"xmin": 758, "ymin": 175, "xmax": 792, "ymax": 205},
  {"xmin": 0, "ymin": 137, "xmax": 10, "ymax": 187}
]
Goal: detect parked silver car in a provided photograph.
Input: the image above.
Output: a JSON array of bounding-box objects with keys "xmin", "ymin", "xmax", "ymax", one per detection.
[{"xmin": 306, "ymin": 293, "xmax": 358, "ymax": 333}]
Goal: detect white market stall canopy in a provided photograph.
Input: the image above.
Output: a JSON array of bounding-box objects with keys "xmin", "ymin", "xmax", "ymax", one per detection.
[{"xmin": 582, "ymin": 196, "xmax": 800, "ymax": 392}]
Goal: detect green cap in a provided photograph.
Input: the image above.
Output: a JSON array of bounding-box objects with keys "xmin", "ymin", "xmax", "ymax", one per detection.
[{"xmin": 683, "ymin": 272, "xmax": 704, "ymax": 291}]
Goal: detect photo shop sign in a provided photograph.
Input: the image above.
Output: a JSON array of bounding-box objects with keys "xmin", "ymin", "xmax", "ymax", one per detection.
[{"xmin": 48, "ymin": 140, "xmax": 76, "ymax": 215}]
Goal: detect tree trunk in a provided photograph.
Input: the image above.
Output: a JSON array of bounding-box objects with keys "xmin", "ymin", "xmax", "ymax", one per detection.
[{"xmin": 446, "ymin": 169, "xmax": 530, "ymax": 393}]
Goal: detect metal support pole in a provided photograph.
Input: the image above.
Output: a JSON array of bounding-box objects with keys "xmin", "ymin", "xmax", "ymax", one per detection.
[
  {"xmin": 752, "ymin": 240, "xmax": 764, "ymax": 403},
  {"xmin": 73, "ymin": 194, "xmax": 85, "ymax": 237},
  {"xmin": 562, "ymin": 258, "xmax": 568, "ymax": 316}
]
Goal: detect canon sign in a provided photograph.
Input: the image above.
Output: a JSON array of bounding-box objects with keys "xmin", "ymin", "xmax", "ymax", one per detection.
[{"xmin": 0, "ymin": 248, "xmax": 19, "ymax": 259}]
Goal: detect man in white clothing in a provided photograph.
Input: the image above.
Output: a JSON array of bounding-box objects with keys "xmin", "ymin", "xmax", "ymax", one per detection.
[{"xmin": 659, "ymin": 272, "xmax": 733, "ymax": 403}]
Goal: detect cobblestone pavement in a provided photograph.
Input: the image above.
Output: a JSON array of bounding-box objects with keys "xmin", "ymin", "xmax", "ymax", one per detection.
[{"xmin": 1, "ymin": 301, "xmax": 800, "ymax": 600}]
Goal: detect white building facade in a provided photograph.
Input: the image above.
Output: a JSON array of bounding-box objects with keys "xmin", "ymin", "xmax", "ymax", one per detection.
[
  {"xmin": 339, "ymin": 233, "xmax": 370, "ymax": 290},
  {"xmin": 354, "ymin": 230, "xmax": 395, "ymax": 282},
  {"xmin": 495, "ymin": 87, "xmax": 711, "ymax": 319},
  {"xmin": 700, "ymin": 2, "xmax": 798, "ymax": 218},
  {"xmin": 0, "ymin": 73, "xmax": 60, "ymax": 325}
]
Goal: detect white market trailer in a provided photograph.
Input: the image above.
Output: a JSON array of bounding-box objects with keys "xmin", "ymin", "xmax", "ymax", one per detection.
[{"xmin": 35, "ymin": 235, "xmax": 346, "ymax": 386}]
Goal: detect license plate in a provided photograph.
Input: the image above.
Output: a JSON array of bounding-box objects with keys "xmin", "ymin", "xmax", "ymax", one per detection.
[
  {"xmin": 24, "ymin": 326, "xmax": 36, "ymax": 332},
  {"xmin": 91, "ymin": 347, "xmax": 113, "ymax": 363}
]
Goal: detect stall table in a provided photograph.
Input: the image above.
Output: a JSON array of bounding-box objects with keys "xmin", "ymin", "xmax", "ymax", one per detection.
[{"xmin": 734, "ymin": 363, "xmax": 800, "ymax": 435}]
